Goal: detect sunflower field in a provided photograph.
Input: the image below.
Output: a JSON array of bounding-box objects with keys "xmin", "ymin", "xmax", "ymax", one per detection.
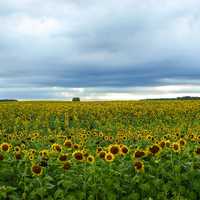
[{"xmin": 0, "ymin": 100, "xmax": 200, "ymax": 200}]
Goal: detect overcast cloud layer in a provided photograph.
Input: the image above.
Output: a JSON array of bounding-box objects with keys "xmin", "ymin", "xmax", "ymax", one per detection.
[{"xmin": 1, "ymin": 0, "xmax": 200, "ymax": 100}]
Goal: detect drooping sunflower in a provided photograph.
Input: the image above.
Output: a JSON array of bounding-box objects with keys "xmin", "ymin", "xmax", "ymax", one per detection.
[
  {"xmin": 31, "ymin": 164, "xmax": 43, "ymax": 176},
  {"xmin": 105, "ymin": 152, "xmax": 115, "ymax": 162}
]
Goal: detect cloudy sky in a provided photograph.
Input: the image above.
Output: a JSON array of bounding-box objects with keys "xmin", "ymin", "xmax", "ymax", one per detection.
[{"xmin": 0, "ymin": 0, "xmax": 200, "ymax": 100}]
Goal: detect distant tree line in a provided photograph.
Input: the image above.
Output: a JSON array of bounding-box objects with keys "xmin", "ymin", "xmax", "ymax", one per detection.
[
  {"xmin": 145, "ymin": 96, "xmax": 200, "ymax": 101},
  {"xmin": 0, "ymin": 99, "xmax": 18, "ymax": 102}
]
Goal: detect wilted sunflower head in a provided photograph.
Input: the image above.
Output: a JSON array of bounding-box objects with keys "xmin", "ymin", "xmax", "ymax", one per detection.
[{"xmin": 31, "ymin": 164, "xmax": 43, "ymax": 176}]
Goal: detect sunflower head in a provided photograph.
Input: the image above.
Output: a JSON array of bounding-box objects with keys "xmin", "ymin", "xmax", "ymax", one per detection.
[
  {"xmin": 1, "ymin": 143, "xmax": 11, "ymax": 152},
  {"xmin": 195, "ymin": 147, "xmax": 200, "ymax": 155},
  {"xmin": 120, "ymin": 145, "xmax": 129, "ymax": 155},
  {"xmin": 99, "ymin": 151, "xmax": 106, "ymax": 160},
  {"xmin": 134, "ymin": 160, "xmax": 144, "ymax": 172},
  {"xmin": 105, "ymin": 152, "xmax": 115, "ymax": 162},
  {"xmin": 149, "ymin": 145, "xmax": 160, "ymax": 155},
  {"xmin": 64, "ymin": 139, "xmax": 73, "ymax": 148},
  {"xmin": 31, "ymin": 164, "xmax": 43, "ymax": 176},
  {"xmin": 87, "ymin": 155, "xmax": 95, "ymax": 163},
  {"xmin": 172, "ymin": 143, "xmax": 180, "ymax": 152},
  {"xmin": 134, "ymin": 150, "xmax": 146, "ymax": 158},
  {"xmin": 52, "ymin": 144, "xmax": 62, "ymax": 152},
  {"xmin": 109, "ymin": 144, "xmax": 120, "ymax": 155},
  {"xmin": 59, "ymin": 154, "xmax": 68, "ymax": 162},
  {"xmin": 73, "ymin": 151, "xmax": 84, "ymax": 161},
  {"xmin": 63, "ymin": 161, "xmax": 71, "ymax": 170}
]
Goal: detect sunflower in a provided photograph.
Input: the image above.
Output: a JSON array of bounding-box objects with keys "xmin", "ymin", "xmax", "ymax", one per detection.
[
  {"xmin": 149, "ymin": 144, "xmax": 160, "ymax": 155},
  {"xmin": 159, "ymin": 141, "xmax": 166, "ymax": 149},
  {"xmin": 31, "ymin": 164, "xmax": 43, "ymax": 176},
  {"xmin": 14, "ymin": 146, "xmax": 21, "ymax": 153},
  {"xmin": 73, "ymin": 144, "xmax": 80, "ymax": 149},
  {"xmin": 108, "ymin": 144, "xmax": 120, "ymax": 155},
  {"xmin": 63, "ymin": 161, "xmax": 71, "ymax": 170},
  {"xmin": 87, "ymin": 155, "xmax": 95, "ymax": 163},
  {"xmin": 195, "ymin": 147, "xmax": 200, "ymax": 155},
  {"xmin": 15, "ymin": 153, "xmax": 22, "ymax": 160},
  {"xmin": 64, "ymin": 139, "xmax": 73, "ymax": 148},
  {"xmin": 1, "ymin": 143, "xmax": 11, "ymax": 152},
  {"xmin": 134, "ymin": 150, "xmax": 146, "ymax": 158},
  {"xmin": 52, "ymin": 144, "xmax": 62, "ymax": 152},
  {"xmin": 29, "ymin": 154, "xmax": 35, "ymax": 160},
  {"xmin": 39, "ymin": 150, "xmax": 49, "ymax": 159},
  {"xmin": 172, "ymin": 143, "xmax": 180, "ymax": 152},
  {"xmin": 134, "ymin": 160, "xmax": 144, "ymax": 173},
  {"xmin": 73, "ymin": 151, "xmax": 84, "ymax": 161},
  {"xmin": 105, "ymin": 153, "xmax": 115, "ymax": 162},
  {"xmin": 179, "ymin": 139, "xmax": 186, "ymax": 147},
  {"xmin": 0, "ymin": 154, "xmax": 4, "ymax": 161},
  {"xmin": 120, "ymin": 145, "xmax": 129, "ymax": 155},
  {"xmin": 59, "ymin": 154, "xmax": 68, "ymax": 162},
  {"xmin": 99, "ymin": 151, "xmax": 106, "ymax": 160},
  {"xmin": 96, "ymin": 147, "xmax": 103, "ymax": 154}
]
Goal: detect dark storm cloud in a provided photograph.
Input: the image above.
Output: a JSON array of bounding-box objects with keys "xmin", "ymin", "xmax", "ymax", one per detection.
[{"xmin": 0, "ymin": 0, "xmax": 200, "ymax": 99}]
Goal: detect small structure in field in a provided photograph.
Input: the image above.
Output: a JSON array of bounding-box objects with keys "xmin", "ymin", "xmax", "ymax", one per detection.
[{"xmin": 72, "ymin": 97, "xmax": 80, "ymax": 102}]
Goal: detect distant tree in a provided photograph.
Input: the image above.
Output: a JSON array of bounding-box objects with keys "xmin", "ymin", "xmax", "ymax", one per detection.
[{"xmin": 72, "ymin": 97, "xmax": 80, "ymax": 102}]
